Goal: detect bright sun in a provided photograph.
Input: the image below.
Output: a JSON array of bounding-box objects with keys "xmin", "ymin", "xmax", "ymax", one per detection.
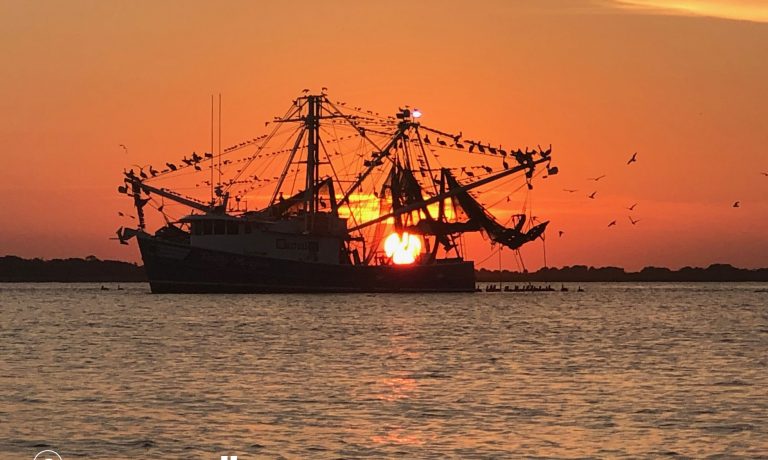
[{"xmin": 384, "ymin": 232, "xmax": 423, "ymax": 265}]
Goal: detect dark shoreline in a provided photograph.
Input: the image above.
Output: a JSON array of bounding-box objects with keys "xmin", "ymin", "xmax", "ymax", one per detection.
[
  {"xmin": 1, "ymin": 256, "xmax": 767, "ymax": 283},
  {"xmin": 477, "ymin": 264, "xmax": 768, "ymax": 283},
  {"xmin": 0, "ymin": 256, "xmax": 146, "ymax": 282}
]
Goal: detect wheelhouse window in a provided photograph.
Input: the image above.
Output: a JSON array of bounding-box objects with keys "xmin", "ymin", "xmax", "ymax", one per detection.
[
  {"xmin": 214, "ymin": 220, "xmax": 225, "ymax": 235},
  {"xmin": 226, "ymin": 221, "xmax": 239, "ymax": 235}
]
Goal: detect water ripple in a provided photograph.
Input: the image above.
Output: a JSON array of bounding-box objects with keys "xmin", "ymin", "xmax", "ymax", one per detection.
[{"xmin": 0, "ymin": 282, "xmax": 766, "ymax": 458}]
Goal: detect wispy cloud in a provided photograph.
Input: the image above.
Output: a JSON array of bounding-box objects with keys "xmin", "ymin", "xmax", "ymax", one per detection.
[{"xmin": 609, "ymin": 0, "xmax": 768, "ymax": 23}]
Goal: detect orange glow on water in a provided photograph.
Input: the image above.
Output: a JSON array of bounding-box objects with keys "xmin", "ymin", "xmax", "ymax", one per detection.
[{"xmin": 383, "ymin": 232, "xmax": 422, "ymax": 264}]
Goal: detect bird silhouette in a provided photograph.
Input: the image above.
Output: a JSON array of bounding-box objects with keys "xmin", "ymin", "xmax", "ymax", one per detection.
[
  {"xmin": 588, "ymin": 191, "xmax": 597, "ymax": 199},
  {"xmin": 118, "ymin": 144, "xmax": 128, "ymax": 153},
  {"xmin": 627, "ymin": 152, "xmax": 638, "ymax": 165},
  {"xmin": 627, "ymin": 203, "xmax": 638, "ymax": 211},
  {"xmin": 166, "ymin": 162, "xmax": 177, "ymax": 171},
  {"xmin": 761, "ymin": 172, "xmax": 768, "ymax": 176},
  {"xmin": 628, "ymin": 216, "xmax": 640, "ymax": 225},
  {"xmin": 423, "ymin": 135, "xmax": 431, "ymax": 144},
  {"xmin": 608, "ymin": 220, "xmax": 617, "ymax": 227},
  {"xmin": 733, "ymin": 201, "xmax": 740, "ymax": 208},
  {"xmin": 558, "ymin": 230, "xmax": 564, "ymax": 237},
  {"xmin": 588, "ymin": 175, "xmax": 606, "ymax": 181},
  {"xmin": 563, "ymin": 189, "xmax": 578, "ymax": 193}
]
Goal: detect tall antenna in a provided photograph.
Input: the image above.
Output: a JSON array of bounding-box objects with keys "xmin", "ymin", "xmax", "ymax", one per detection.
[
  {"xmin": 210, "ymin": 94, "xmax": 214, "ymax": 204},
  {"xmin": 218, "ymin": 93, "xmax": 222, "ymax": 190}
]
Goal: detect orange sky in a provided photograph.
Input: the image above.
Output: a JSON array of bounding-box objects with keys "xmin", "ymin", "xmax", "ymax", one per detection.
[{"xmin": 1, "ymin": 0, "xmax": 766, "ymax": 270}]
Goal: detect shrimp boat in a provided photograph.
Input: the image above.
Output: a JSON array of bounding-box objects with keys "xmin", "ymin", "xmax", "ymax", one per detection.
[{"xmin": 116, "ymin": 92, "xmax": 557, "ymax": 293}]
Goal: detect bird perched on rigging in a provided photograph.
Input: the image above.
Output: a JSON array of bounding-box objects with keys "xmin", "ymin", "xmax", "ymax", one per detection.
[{"xmin": 627, "ymin": 152, "xmax": 638, "ymax": 164}]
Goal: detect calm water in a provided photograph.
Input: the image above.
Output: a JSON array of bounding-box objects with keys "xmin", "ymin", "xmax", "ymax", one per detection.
[{"xmin": 1, "ymin": 283, "xmax": 766, "ymax": 459}]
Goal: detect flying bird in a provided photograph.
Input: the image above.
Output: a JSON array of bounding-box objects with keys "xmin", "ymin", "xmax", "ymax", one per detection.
[
  {"xmin": 761, "ymin": 172, "xmax": 768, "ymax": 176},
  {"xmin": 627, "ymin": 203, "xmax": 638, "ymax": 211},
  {"xmin": 563, "ymin": 189, "xmax": 578, "ymax": 193},
  {"xmin": 628, "ymin": 216, "xmax": 640, "ymax": 225},
  {"xmin": 558, "ymin": 230, "xmax": 564, "ymax": 237},
  {"xmin": 733, "ymin": 201, "xmax": 740, "ymax": 208},
  {"xmin": 627, "ymin": 152, "xmax": 638, "ymax": 165},
  {"xmin": 588, "ymin": 191, "xmax": 597, "ymax": 199},
  {"xmin": 588, "ymin": 175, "xmax": 606, "ymax": 181},
  {"xmin": 608, "ymin": 220, "xmax": 617, "ymax": 227},
  {"xmin": 118, "ymin": 144, "xmax": 128, "ymax": 153}
]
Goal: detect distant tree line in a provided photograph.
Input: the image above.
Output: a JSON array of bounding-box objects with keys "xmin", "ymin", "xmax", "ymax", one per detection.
[
  {"xmin": 0, "ymin": 255, "xmax": 147, "ymax": 282},
  {"xmin": 1, "ymin": 256, "xmax": 767, "ymax": 282},
  {"xmin": 476, "ymin": 264, "xmax": 768, "ymax": 282}
]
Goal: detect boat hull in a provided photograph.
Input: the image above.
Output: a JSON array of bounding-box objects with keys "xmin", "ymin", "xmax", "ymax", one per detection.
[{"xmin": 137, "ymin": 234, "xmax": 476, "ymax": 293}]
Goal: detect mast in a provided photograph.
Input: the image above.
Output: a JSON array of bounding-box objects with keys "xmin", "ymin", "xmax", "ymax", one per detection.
[{"xmin": 305, "ymin": 95, "xmax": 321, "ymax": 230}]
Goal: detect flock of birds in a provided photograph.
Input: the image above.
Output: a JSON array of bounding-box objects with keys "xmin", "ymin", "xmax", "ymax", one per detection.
[
  {"xmin": 558, "ymin": 152, "xmax": 642, "ymax": 236},
  {"xmin": 556, "ymin": 152, "xmax": 765, "ymax": 238}
]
